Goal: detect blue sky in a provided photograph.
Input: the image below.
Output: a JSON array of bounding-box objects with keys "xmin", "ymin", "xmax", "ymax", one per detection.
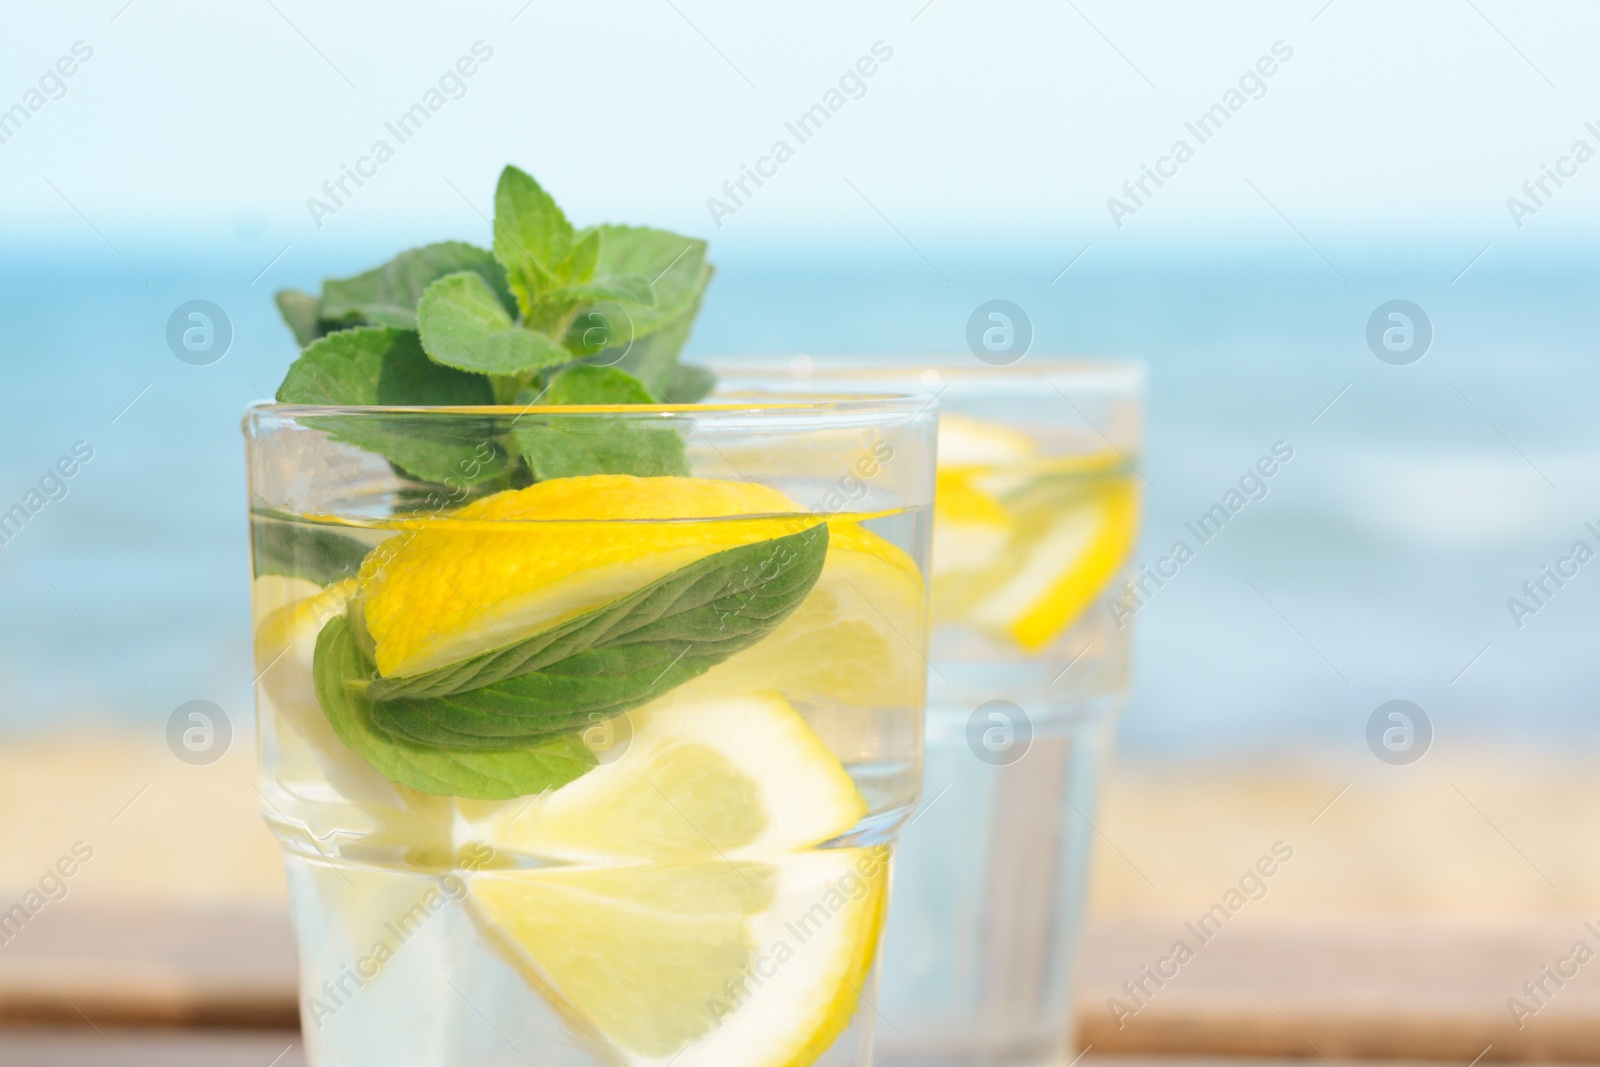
[{"xmin": 3, "ymin": 0, "xmax": 1599, "ymax": 252}]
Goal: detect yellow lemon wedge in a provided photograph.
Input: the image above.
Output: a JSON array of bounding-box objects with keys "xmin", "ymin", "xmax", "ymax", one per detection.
[
  {"xmin": 931, "ymin": 470, "xmax": 1013, "ymax": 582},
  {"xmin": 966, "ymin": 479, "xmax": 1138, "ymax": 650},
  {"xmin": 936, "ymin": 413, "xmax": 1037, "ymax": 469},
  {"xmin": 931, "ymin": 415, "xmax": 1138, "ymax": 651},
  {"xmin": 253, "ymin": 575, "xmax": 359, "ymax": 724},
  {"xmin": 358, "ymin": 475, "xmax": 818, "ymax": 679},
  {"xmin": 932, "ymin": 415, "xmax": 1033, "ymax": 583},
  {"xmin": 467, "ymin": 692, "xmax": 885, "ymax": 1067},
  {"xmin": 689, "ymin": 520, "xmax": 926, "ymax": 710},
  {"xmin": 475, "ymin": 691, "xmax": 865, "ymax": 860}
]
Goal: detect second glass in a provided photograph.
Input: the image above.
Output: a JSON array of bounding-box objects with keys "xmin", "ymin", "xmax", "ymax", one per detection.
[
  {"xmin": 244, "ymin": 399, "xmax": 935, "ymax": 1067},
  {"xmin": 718, "ymin": 359, "xmax": 1144, "ymax": 1067}
]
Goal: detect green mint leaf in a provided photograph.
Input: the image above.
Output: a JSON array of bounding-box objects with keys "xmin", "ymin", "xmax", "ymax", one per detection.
[
  {"xmin": 514, "ymin": 419, "xmax": 690, "ymax": 480},
  {"xmin": 589, "ymin": 225, "xmax": 708, "ymax": 336},
  {"xmin": 573, "ymin": 277, "xmax": 708, "ymax": 393},
  {"xmin": 544, "ymin": 364, "xmax": 656, "ymax": 404},
  {"xmin": 493, "ymin": 165, "xmax": 575, "ymax": 316},
  {"xmin": 278, "ymin": 323, "xmax": 492, "ymax": 406},
  {"xmin": 557, "ymin": 228, "xmax": 600, "ymax": 284},
  {"xmin": 275, "ymin": 289, "xmax": 323, "ymax": 348},
  {"xmin": 277, "ymin": 327, "xmax": 491, "ymax": 406},
  {"xmin": 512, "ymin": 363, "xmax": 690, "ymax": 478},
  {"xmin": 364, "ymin": 525, "xmax": 829, "ymax": 748},
  {"xmin": 252, "ymin": 518, "xmax": 369, "ymax": 585},
  {"xmin": 545, "ymin": 273, "xmax": 657, "ymax": 307},
  {"xmin": 314, "ymin": 615, "xmax": 596, "ymax": 799},
  {"xmin": 276, "ymin": 327, "xmax": 511, "ymax": 486},
  {"xmin": 320, "ymin": 242, "xmax": 514, "ymax": 330},
  {"xmin": 660, "ymin": 363, "xmax": 718, "ymax": 404},
  {"xmin": 416, "ymin": 272, "xmax": 573, "ymax": 376}
]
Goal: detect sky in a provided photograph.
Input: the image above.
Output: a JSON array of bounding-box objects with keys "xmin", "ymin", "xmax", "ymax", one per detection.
[{"xmin": 3, "ymin": 0, "xmax": 1599, "ymax": 257}]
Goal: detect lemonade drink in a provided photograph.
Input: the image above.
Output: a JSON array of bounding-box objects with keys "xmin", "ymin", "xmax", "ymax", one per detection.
[{"xmin": 246, "ymin": 402, "xmax": 935, "ymax": 1067}]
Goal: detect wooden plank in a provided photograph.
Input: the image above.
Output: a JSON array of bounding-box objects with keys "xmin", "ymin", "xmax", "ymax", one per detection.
[
  {"xmin": 1078, "ymin": 916, "xmax": 1600, "ymax": 1062},
  {"xmin": 10, "ymin": 1033, "xmax": 1582, "ymax": 1067},
  {"xmin": 0, "ymin": 900, "xmax": 297, "ymax": 1029},
  {"xmin": 0, "ymin": 1028, "xmax": 303, "ymax": 1066},
  {"xmin": 9, "ymin": 904, "xmax": 1600, "ymax": 1061}
]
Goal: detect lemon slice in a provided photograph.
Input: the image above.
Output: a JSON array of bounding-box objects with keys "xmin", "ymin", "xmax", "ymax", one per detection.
[
  {"xmin": 937, "ymin": 413, "xmax": 1037, "ymax": 468},
  {"xmin": 468, "ymin": 692, "xmax": 884, "ymax": 1067},
  {"xmin": 932, "ymin": 415, "xmax": 1032, "ymax": 582},
  {"xmin": 930, "ymin": 415, "xmax": 1138, "ymax": 651},
  {"xmin": 931, "ymin": 471, "xmax": 1013, "ymax": 581},
  {"xmin": 475, "ymin": 851, "xmax": 886, "ymax": 1067},
  {"xmin": 966, "ymin": 479, "xmax": 1138, "ymax": 650},
  {"xmin": 477, "ymin": 691, "xmax": 865, "ymax": 860},
  {"xmin": 254, "ymin": 575, "xmax": 359, "ymax": 727},
  {"xmin": 359, "ymin": 475, "xmax": 818, "ymax": 679},
  {"xmin": 689, "ymin": 521, "xmax": 926, "ymax": 710},
  {"xmin": 252, "ymin": 574, "xmax": 326, "ymax": 625}
]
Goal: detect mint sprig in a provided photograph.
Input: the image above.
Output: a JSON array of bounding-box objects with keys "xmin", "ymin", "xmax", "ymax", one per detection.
[{"xmin": 272, "ymin": 164, "xmax": 716, "ymax": 485}]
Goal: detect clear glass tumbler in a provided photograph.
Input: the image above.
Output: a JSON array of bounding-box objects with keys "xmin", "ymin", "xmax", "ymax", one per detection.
[
  {"xmin": 716, "ymin": 359, "xmax": 1144, "ymax": 1067},
  {"xmin": 243, "ymin": 399, "xmax": 936, "ymax": 1067}
]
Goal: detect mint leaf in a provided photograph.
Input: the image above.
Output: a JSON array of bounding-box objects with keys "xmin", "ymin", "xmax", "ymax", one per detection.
[
  {"xmin": 275, "ymin": 290, "xmax": 323, "ymax": 348},
  {"xmin": 278, "ymin": 327, "xmax": 492, "ymax": 406},
  {"xmin": 252, "ymin": 519, "xmax": 369, "ymax": 585},
  {"xmin": 277, "ymin": 327, "xmax": 511, "ymax": 486},
  {"xmin": 269, "ymin": 165, "xmax": 720, "ymax": 491},
  {"xmin": 363, "ymin": 525, "xmax": 828, "ymax": 748},
  {"xmin": 558, "ymin": 228, "xmax": 600, "ymax": 284},
  {"xmin": 545, "ymin": 364, "xmax": 656, "ymax": 404},
  {"xmin": 589, "ymin": 225, "xmax": 708, "ymax": 336},
  {"xmin": 661, "ymin": 363, "xmax": 717, "ymax": 404},
  {"xmin": 546, "ymin": 274, "xmax": 657, "ymax": 308},
  {"xmin": 321, "ymin": 242, "xmax": 513, "ymax": 330},
  {"xmin": 315, "ymin": 615, "xmax": 596, "ymax": 799},
  {"xmin": 513, "ymin": 364, "xmax": 690, "ymax": 478},
  {"xmin": 493, "ymin": 165, "xmax": 575, "ymax": 316},
  {"xmin": 416, "ymin": 272, "xmax": 572, "ymax": 376},
  {"xmin": 515, "ymin": 418, "xmax": 690, "ymax": 480},
  {"xmin": 575, "ymin": 278, "xmax": 708, "ymax": 394}
]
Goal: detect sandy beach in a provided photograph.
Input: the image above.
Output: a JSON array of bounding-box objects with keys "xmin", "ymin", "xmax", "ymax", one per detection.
[{"xmin": 1, "ymin": 731, "xmax": 1591, "ymax": 917}]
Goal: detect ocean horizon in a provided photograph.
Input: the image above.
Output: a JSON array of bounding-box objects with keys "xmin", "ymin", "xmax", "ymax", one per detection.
[{"xmin": 3, "ymin": 233, "xmax": 1597, "ymax": 759}]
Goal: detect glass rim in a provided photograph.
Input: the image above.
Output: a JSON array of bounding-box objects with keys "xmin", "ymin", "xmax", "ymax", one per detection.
[
  {"xmin": 245, "ymin": 392, "xmax": 934, "ymax": 424},
  {"xmin": 707, "ymin": 355, "xmax": 1145, "ymax": 388}
]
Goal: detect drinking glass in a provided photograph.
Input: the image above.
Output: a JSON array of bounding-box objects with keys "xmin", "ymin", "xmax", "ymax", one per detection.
[
  {"xmin": 243, "ymin": 398, "xmax": 936, "ymax": 1067},
  {"xmin": 716, "ymin": 359, "xmax": 1143, "ymax": 1067}
]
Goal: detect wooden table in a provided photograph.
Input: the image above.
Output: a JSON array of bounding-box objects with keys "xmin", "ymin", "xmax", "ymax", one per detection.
[
  {"xmin": 8, "ymin": 739, "xmax": 1599, "ymax": 1061},
  {"xmin": 0, "ymin": 1029, "xmax": 302, "ymax": 1066},
  {"xmin": 6, "ymin": 902, "xmax": 1600, "ymax": 1062},
  {"xmin": 0, "ymin": 1035, "xmax": 1584, "ymax": 1067}
]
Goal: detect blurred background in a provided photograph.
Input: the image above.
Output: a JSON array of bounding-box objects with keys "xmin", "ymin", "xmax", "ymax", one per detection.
[{"xmin": 3, "ymin": 0, "xmax": 1600, "ymax": 1061}]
